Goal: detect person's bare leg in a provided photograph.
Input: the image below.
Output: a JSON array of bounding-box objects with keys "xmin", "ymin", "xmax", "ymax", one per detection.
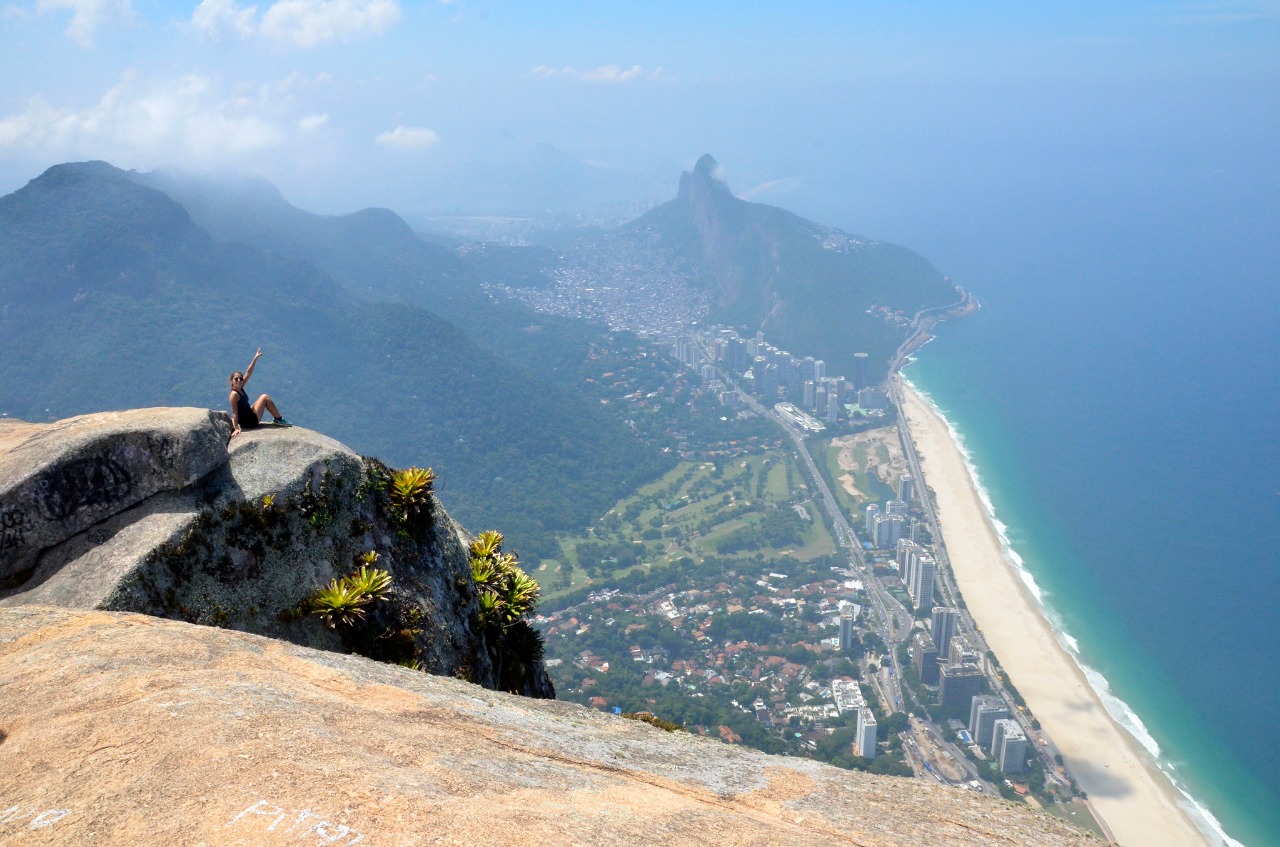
[{"xmin": 253, "ymin": 395, "xmax": 281, "ymax": 419}]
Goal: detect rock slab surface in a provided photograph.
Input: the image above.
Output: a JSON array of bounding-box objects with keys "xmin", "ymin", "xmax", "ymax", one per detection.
[
  {"xmin": 0, "ymin": 408, "xmax": 230, "ymax": 581},
  {"xmin": 0, "ymin": 607, "xmax": 1099, "ymax": 847},
  {"xmin": 0, "ymin": 408, "xmax": 551, "ymax": 697}
]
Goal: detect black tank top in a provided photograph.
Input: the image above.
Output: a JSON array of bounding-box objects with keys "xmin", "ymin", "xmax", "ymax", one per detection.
[{"xmin": 234, "ymin": 388, "xmax": 259, "ymax": 428}]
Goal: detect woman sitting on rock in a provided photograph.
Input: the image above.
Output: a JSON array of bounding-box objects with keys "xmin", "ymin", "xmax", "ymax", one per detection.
[{"xmin": 228, "ymin": 347, "xmax": 291, "ymax": 438}]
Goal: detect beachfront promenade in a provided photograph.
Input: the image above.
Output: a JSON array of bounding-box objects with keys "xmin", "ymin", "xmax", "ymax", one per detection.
[{"xmin": 897, "ymin": 384, "xmax": 1209, "ymax": 847}]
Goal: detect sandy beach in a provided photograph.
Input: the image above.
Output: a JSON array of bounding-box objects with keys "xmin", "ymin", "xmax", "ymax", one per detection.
[{"xmin": 899, "ymin": 382, "xmax": 1209, "ymax": 847}]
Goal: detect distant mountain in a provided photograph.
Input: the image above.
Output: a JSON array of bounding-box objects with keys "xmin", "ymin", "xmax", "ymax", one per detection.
[
  {"xmin": 0, "ymin": 162, "xmax": 668, "ymax": 557},
  {"xmin": 136, "ymin": 169, "xmax": 607, "ymax": 387},
  {"xmin": 616, "ymin": 155, "xmax": 959, "ymax": 382}
]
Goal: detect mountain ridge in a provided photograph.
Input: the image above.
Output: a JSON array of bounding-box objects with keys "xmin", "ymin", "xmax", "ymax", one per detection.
[{"xmin": 0, "ymin": 162, "xmax": 668, "ymax": 558}]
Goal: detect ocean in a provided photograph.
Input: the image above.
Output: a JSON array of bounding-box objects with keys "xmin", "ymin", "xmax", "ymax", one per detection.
[{"xmin": 900, "ymin": 171, "xmax": 1280, "ymax": 846}]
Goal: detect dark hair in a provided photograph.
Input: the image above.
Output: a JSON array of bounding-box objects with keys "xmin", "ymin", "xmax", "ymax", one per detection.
[{"xmin": 229, "ymin": 372, "xmax": 243, "ymax": 384}]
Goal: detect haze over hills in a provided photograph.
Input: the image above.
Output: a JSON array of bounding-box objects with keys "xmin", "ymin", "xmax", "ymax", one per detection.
[
  {"xmin": 626, "ymin": 155, "xmax": 959, "ymax": 382},
  {"xmin": 140, "ymin": 155, "xmax": 958, "ymax": 387},
  {"xmin": 0, "ymin": 156, "xmax": 960, "ymax": 560},
  {"xmin": 0, "ymin": 161, "xmax": 667, "ymax": 557},
  {"xmin": 490, "ymin": 155, "xmax": 962, "ymax": 384}
]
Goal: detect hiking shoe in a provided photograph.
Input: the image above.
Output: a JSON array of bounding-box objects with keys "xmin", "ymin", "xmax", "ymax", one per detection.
[{"xmin": 273, "ymin": 417, "xmax": 293, "ymax": 427}]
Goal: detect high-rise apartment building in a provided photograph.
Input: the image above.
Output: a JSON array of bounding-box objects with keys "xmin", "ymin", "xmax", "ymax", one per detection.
[
  {"xmin": 839, "ymin": 605, "xmax": 857, "ymax": 653},
  {"xmin": 910, "ymin": 554, "xmax": 936, "ymax": 610},
  {"xmin": 898, "ymin": 473, "xmax": 915, "ymax": 504},
  {"xmin": 969, "ymin": 696, "xmax": 1010, "ymax": 752},
  {"xmin": 939, "ymin": 663, "xmax": 985, "ymax": 711},
  {"xmin": 931, "ymin": 607, "xmax": 958, "ymax": 657},
  {"xmin": 993, "ymin": 718, "xmax": 1028, "ymax": 774},
  {"xmin": 855, "ymin": 708, "xmax": 878, "ymax": 759},
  {"xmin": 853, "ymin": 352, "xmax": 868, "ymax": 390},
  {"xmin": 912, "ymin": 631, "xmax": 939, "ymax": 685},
  {"xmin": 761, "ymin": 363, "xmax": 779, "ymax": 400}
]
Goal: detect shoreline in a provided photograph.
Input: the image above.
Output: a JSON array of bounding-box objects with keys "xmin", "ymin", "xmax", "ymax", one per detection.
[{"xmin": 898, "ymin": 380, "xmax": 1214, "ymax": 847}]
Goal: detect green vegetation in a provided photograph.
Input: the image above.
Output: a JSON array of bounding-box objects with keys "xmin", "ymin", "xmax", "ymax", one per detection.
[
  {"xmin": 470, "ymin": 530, "xmax": 542, "ymax": 629},
  {"xmin": 468, "ymin": 530, "xmax": 548, "ymax": 693},
  {"xmin": 388, "ymin": 466, "xmax": 437, "ymax": 535},
  {"xmin": 623, "ymin": 712, "xmax": 684, "ymax": 733},
  {"xmin": 540, "ymin": 451, "xmax": 837, "ymax": 601},
  {"xmin": 310, "ymin": 564, "xmax": 393, "ymax": 629}
]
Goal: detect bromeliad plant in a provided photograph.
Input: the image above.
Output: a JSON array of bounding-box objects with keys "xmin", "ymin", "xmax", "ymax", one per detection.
[
  {"xmin": 310, "ymin": 560, "xmax": 393, "ymax": 630},
  {"xmin": 469, "ymin": 530, "xmax": 547, "ymax": 694},
  {"xmin": 389, "ymin": 467, "xmax": 437, "ymax": 535},
  {"xmin": 468, "ymin": 531, "xmax": 541, "ymax": 630}
]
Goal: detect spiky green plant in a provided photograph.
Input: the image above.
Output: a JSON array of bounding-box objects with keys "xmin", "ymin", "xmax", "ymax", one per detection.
[
  {"xmin": 357, "ymin": 549, "xmax": 380, "ymax": 567},
  {"xmin": 345, "ymin": 565, "xmax": 392, "ymax": 602},
  {"xmin": 389, "ymin": 467, "xmax": 436, "ymax": 525},
  {"xmin": 501, "ymin": 569, "xmax": 542, "ymax": 624},
  {"xmin": 468, "ymin": 531, "xmax": 541, "ymax": 630},
  {"xmin": 469, "ymin": 530, "xmax": 504, "ymax": 560},
  {"xmin": 309, "ymin": 566, "xmax": 394, "ymax": 630},
  {"xmin": 311, "ymin": 579, "xmax": 371, "ymax": 629},
  {"xmin": 261, "ymin": 493, "xmax": 275, "ymax": 509}
]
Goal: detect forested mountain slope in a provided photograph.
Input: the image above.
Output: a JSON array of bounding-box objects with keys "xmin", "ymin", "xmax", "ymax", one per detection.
[{"xmin": 0, "ymin": 162, "xmax": 667, "ymax": 557}]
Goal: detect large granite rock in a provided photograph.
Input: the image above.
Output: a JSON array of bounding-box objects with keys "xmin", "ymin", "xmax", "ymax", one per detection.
[
  {"xmin": 0, "ymin": 606, "xmax": 1099, "ymax": 847},
  {"xmin": 0, "ymin": 408, "xmax": 229, "ymax": 583},
  {"xmin": 0, "ymin": 409, "xmax": 551, "ymax": 698}
]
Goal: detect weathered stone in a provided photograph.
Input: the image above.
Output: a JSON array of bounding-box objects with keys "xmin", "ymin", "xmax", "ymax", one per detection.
[
  {"xmin": 0, "ymin": 606, "xmax": 1098, "ymax": 847},
  {"xmin": 0, "ymin": 407, "xmax": 230, "ymax": 582},
  {"xmin": 0, "ymin": 411, "xmax": 550, "ymax": 697}
]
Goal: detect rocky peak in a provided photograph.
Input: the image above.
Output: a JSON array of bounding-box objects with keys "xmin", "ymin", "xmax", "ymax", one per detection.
[
  {"xmin": 677, "ymin": 153, "xmax": 734, "ymax": 203},
  {"xmin": 0, "ymin": 407, "xmax": 552, "ymax": 698}
]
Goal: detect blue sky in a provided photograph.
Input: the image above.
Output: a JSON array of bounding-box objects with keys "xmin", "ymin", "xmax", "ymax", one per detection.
[{"xmin": 1, "ymin": 1, "xmax": 1277, "ymax": 242}]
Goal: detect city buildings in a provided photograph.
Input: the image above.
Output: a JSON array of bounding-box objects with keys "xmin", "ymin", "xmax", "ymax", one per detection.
[
  {"xmin": 912, "ymin": 631, "xmax": 939, "ymax": 685},
  {"xmin": 938, "ymin": 663, "xmax": 985, "ymax": 711},
  {"xmin": 992, "ymin": 718, "xmax": 1029, "ymax": 774},
  {"xmin": 931, "ymin": 608, "xmax": 958, "ymax": 659},
  {"xmin": 856, "ymin": 708, "xmax": 878, "ymax": 760},
  {"xmin": 969, "ymin": 695, "xmax": 1011, "ymax": 752}
]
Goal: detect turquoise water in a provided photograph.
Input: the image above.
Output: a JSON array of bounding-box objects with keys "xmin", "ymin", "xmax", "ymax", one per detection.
[{"xmin": 903, "ymin": 183, "xmax": 1280, "ymax": 846}]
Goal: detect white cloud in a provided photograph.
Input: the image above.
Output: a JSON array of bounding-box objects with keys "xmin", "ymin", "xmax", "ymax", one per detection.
[
  {"xmin": 0, "ymin": 73, "xmax": 286, "ymax": 163},
  {"xmin": 530, "ymin": 64, "xmax": 664, "ymax": 84},
  {"xmin": 189, "ymin": 0, "xmax": 257, "ymax": 41},
  {"xmin": 374, "ymin": 125, "xmax": 438, "ymax": 149},
  {"xmin": 297, "ymin": 112, "xmax": 328, "ymax": 132},
  {"xmin": 260, "ymin": 0, "xmax": 401, "ymax": 47},
  {"xmin": 187, "ymin": 0, "xmax": 400, "ymax": 47},
  {"xmin": 35, "ymin": 0, "xmax": 134, "ymax": 47}
]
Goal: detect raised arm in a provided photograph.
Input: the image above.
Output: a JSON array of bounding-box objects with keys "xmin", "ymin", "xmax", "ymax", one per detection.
[{"xmin": 242, "ymin": 347, "xmax": 262, "ymax": 385}]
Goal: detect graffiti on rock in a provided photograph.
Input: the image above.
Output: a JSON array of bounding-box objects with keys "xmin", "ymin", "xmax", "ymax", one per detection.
[
  {"xmin": 228, "ymin": 800, "xmax": 366, "ymax": 845},
  {"xmin": 33, "ymin": 456, "xmax": 133, "ymax": 521},
  {"xmin": 0, "ymin": 506, "xmax": 33, "ymax": 551},
  {"xmin": 0, "ymin": 804, "xmax": 72, "ymax": 831}
]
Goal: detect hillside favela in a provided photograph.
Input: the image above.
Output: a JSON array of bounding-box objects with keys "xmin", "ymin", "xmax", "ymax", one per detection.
[{"xmin": 1, "ymin": 4, "xmax": 1276, "ymax": 847}]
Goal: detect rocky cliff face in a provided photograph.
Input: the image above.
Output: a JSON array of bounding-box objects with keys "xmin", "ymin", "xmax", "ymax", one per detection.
[
  {"xmin": 0, "ymin": 407, "xmax": 552, "ymax": 698},
  {"xmin": 0, "ymin": 606, "xmax": 1099, "ymax": 847}
]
